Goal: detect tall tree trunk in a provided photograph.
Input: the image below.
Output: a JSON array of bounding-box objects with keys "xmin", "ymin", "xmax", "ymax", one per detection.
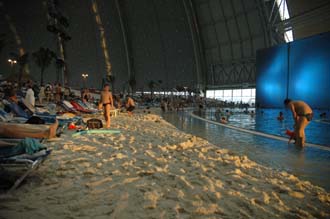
[
  {"xmin": 18, "ymin": 66, "xmax": 23, "ymax": 88},
  {"xmin": 40, "ymin": 67, "xmax": 45, "ymax": 86},
  {"xmin": 111, "ymin": 81, "xmax": 115, "ymax": 93}
]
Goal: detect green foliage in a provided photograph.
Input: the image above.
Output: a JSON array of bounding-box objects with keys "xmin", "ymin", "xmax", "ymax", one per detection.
[
  {"xmin": 32, "ymin": 47, "xmax": 56, "ymax": 85},
  {"xmin": 9, "ymin": 52, "xmax": 29, "ymax": 87},
  {"xmin": 148, "ymin": 80, "xmax": 156, "ymax": 90}
]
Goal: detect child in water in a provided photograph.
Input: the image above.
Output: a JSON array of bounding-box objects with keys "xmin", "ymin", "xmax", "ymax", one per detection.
[
  {"xmin": 220, "ymin": 117, "xmax": 228, "ymax": 124},
  {"xmin": 277, "ymin": 111, "xmax": 284, "ymax": 121}
]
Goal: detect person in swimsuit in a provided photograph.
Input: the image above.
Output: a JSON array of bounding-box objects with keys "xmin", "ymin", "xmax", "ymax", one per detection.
[
  {"xmin": 125, "ymin": 95, "xmax": 135, "ymax": 116},
  {"xmin": 100, "ymin": 84, "xmax": 113, "ymax": 128},
  {"xmin": 277, "ymin": 111, "xmax": 284, "ymax": 121},
  {"xmin": 284, "ymin": 99, "xmax": 313, "ymax": 147}
]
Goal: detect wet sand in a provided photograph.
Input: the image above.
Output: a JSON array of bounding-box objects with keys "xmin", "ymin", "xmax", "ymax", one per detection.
[{"xmin": 1, "ymin": 111, "xmax": 329, "ymax": 218}]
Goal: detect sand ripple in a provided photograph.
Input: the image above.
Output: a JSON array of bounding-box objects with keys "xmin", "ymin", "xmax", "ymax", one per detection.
[{"xmin": 1, "ymin": 112, "xmax": 329, "ymax": 218}]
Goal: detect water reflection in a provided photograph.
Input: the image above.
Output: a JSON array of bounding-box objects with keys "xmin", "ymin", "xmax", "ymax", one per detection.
[{"xmin": 162, "ymin": 111, "xmax": 330, "ymax": 191}]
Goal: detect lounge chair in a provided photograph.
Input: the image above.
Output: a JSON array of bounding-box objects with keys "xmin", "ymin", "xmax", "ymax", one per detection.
[
  {"xmin": 76, "ymin": 100, "xmax": 99, "ymax": 113},
  {"xmin": 0, "ymin": 108, "xmax": 28, "ymax": 123},
  {"xmin": 61, "ymin": 100, "xmax": 78, "ymax": 113},
  {"xmin": 2, "ymin": 99, "xmax": 29, "ymax": 119},
  {"xmin": 70, "ymin": 100, "xmax": 93, "ymax": 113},
  {"xmin": 0, "ymin": 138, "xmax": 51, "ymax": 193}
]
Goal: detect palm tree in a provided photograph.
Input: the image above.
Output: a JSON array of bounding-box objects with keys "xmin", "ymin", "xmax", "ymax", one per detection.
[
  {"xmin": 32, "ymin": 47, "xmax": 56, "ymax": 85},
  {"xmin": 0, "ymin": 34, "xmax": 5, "ymax": 54},
  {"xmin": 107, "ymin": 75, "xmax": 116, "ymax": 92},
  {"xmin": 157, "ymin": 79, "xmax": 163, "ymax": 95},
  {"xmin": 148, "ymin": 80, "xmax": 156, "ymax": 98},
  {"xmin": 55, "ymin": 58, "xmax": 65, "ymax": 83},
  {"xmin": 9, "ymin": 52, "xmax": 29, "ymax": 87},
  {"xmin": 128, "ymin": 77, "xmax": 136, "ymax": 94}
]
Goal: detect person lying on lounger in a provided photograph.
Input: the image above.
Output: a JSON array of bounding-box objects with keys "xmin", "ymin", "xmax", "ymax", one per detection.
[{"xmin": 0, "ymin": 120, "xmax": 59, "ymax": 139}]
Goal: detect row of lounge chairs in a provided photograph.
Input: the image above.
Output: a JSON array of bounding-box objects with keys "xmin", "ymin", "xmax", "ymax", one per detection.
[{"xmin": 0, "ymin": 97, "xmax": 103, "ymax": 194}]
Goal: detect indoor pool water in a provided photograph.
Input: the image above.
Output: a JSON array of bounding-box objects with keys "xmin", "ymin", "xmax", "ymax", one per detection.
[
  {"xmin": 205, "ymin": 108, "xmax": 330, "ymax": 147},
  {"xmin": 162, "ymin": 110, "xmax": 330, "ymax": 191}
]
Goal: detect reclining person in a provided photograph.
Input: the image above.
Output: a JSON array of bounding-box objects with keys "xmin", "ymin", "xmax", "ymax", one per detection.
[{"xmin": 0, "ymin": 120, "xmax": 58, "ymax": 139}]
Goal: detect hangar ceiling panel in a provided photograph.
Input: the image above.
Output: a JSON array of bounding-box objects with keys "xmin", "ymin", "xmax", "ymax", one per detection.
[{"xmin": 194, "ymin": 0, "xmax": 270, "ymax": 86}]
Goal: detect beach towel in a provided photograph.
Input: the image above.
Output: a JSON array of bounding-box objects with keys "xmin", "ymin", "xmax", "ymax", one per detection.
[{"xmin": 0, "ymin": 138, "xmax": 46, "ymax": 158}]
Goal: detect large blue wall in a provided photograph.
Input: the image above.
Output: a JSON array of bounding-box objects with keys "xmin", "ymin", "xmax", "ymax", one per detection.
[{"xmin": 256, "ymin": 32, "xmax": 330, "ymax": 109}]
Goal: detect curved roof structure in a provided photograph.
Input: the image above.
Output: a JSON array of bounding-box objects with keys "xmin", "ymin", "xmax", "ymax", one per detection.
[
  {"xmin": 0, "ymin": 0, "xmax": 329, "ymax": 91},
  {"xmin": 194, "ymin": 0, "xmax": 272, "ymax": 88}
]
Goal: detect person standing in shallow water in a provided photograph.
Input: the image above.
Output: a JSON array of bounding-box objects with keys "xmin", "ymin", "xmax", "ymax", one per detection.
[
  {"xmin": 284, "ymin": 98, "xmax": 313, "ymax": 147},
  {"xmin": 100, "ymin": 84, "xmax": 113, "ymax": 128}
]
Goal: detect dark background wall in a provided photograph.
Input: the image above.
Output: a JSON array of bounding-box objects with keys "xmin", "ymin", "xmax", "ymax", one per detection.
[
  {"xmin": 256, "ymin": 32, "xmax": 330, "ymax": 109},
  {"xmin": 1, "ymin": 0, "xmax": 329, "ymax": 91},
  {"xmin": 0, "ymin": 0, "xmax": 196, "ymax": 91}
]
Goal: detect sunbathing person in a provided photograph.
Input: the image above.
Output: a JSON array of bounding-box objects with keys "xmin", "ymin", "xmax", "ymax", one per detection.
[
  {"xmin": 0, "ymin": 119, "xmax": 59, "ymax": 139},
  {"xmin": 100, "ymin": 84, "xmax": 113, "ymax": 128}
]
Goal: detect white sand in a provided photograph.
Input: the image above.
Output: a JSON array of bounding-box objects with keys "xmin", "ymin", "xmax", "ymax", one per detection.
[{"xmin": 1, "ymin": 112, "xmax": 329, "ymax": 218}]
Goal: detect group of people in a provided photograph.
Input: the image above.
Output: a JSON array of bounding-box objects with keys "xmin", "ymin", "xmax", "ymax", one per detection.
[
  {"xmin": 0, "ymin": 79, "xmax": 320, "ymax": 148},
  {"xmin": 13, "ymin": 81, "xmax": 71, "ymax": 106}
]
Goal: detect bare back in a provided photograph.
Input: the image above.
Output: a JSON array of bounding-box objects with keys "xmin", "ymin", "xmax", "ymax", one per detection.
[
  {"xmin": 127, "ymin": 97, "xmax": 135, "ymax": 107},
  {"xmin": 291, "ymin": 101, "xmax": 312, "ymax": 115}
]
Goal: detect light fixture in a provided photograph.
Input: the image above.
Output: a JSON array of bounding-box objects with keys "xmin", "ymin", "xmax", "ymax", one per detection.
[{"xmin": 82, "ymin": 73, "xmax": 89, "ymax": 78}]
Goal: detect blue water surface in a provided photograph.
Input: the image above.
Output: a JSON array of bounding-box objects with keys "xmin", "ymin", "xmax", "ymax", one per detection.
[
  {"xmin": 162, "ymin": 110, "xmax": 330, "ymax": 191},
  {"xmin": 206, "ymin": 108, "xmax": 330, "ymax": 147}
]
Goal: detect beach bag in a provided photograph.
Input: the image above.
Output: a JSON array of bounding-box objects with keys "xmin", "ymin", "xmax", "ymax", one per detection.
[{"xmin": 86, "ymin": 118, "xmax": 103, "ymax": 129}]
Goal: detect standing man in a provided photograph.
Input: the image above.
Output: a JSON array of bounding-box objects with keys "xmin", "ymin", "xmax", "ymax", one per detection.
[
  {"xmin": 25, "ymin": 81, "xmax": 35, "ymax": 107},
  {"xmin": 284, "ymin": 99, "xmax": 313, "ymax": 147},
  {"xmin": 54, "ymin": 83, "xmax": 62, "ymax": 103},
  {"xmin": 100, "ymin": 84, "xmax": 114, "ymax": 128}
]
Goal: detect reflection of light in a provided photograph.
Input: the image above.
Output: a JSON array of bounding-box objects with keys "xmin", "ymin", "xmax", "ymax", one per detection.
[
  {"xmin": 292, "ymin": 58, "xmax": 327, "ymax": 105},
  {"xmin": 91, "ymin": 0, "xmax": 112, "ymax": 76},
  {"xmin": 264, "ymin": 47, "xmax": 287, "ymax": 76}
]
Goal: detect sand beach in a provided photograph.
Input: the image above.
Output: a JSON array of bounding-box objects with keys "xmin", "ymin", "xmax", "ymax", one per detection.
[{"xmin": 0, "ymin": 111, "xmax": 329, "ymax": 218}]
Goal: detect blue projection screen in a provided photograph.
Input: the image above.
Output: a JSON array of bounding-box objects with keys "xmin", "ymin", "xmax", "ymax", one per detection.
[
  {"xmin": 289, "ymin": 33, "xmax": 330, "ymax": 109},
  {"xmin": 256, "ymin": 44, "xmax": 288, "ymax": 108},
  {"xmin": 256, "ymin": 32, "xmax": 330, "ymax": 109}
]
